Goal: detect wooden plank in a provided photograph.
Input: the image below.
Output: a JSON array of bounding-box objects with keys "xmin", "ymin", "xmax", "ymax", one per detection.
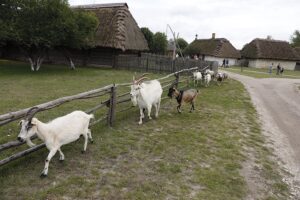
[{"xmin": 0, "ymin": 143, "xmax": 46, "ymax": 166}]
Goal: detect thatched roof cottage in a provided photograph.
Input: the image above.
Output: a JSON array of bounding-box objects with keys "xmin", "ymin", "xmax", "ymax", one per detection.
[
  {"xmin": 70, "ymin": 3, "xmax": 148, "ymax": 67},
  {"xmin": 184, "ymin": 34, "xmax": 241, "ymax": 66},
  {"xmin": 241, "ymin": 38, "xmax": 300, "ymax": 70}
]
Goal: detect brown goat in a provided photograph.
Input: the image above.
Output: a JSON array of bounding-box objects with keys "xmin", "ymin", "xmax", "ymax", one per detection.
[{"xmin": 168, "ymin": 87, "xmax": 199, "ymax": 113}]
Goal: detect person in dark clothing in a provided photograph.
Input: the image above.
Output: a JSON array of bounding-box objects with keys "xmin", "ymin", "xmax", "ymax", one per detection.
[
  {"xmin": 276, "ymin": 63, "xmax": 281, "ymax": 75},
  {"xmin": 222, "ymin": 59, "xmax": 225, "ymax": 67},
  {"xmin": 280, "ymin": 67, "xmax": 284, "ymax": 75}
]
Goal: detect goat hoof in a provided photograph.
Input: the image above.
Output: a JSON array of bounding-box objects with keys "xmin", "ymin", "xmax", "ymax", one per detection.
[
  {"xmin": 40, "ymin": 173, "xmax": 47, "ymax": 178},
  {"xmin": 59, "ymin": 159, "xmax": 64, "ymax": 163},
  {"xmin": 81, "ymin": 150, "xmax": 86, "ymax": 154},
  {"xmin": 90, "ymin": 140, "xmax": 94, "ymax": 144}
]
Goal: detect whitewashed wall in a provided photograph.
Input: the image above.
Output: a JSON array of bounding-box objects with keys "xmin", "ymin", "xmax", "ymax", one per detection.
[
  {"xmin": 248, "ymin": 59, "xmax": 296, "ymax": 70},
  {"xmin": 204, "ymin": 56, "xmax": 238, "ymax": 66}
]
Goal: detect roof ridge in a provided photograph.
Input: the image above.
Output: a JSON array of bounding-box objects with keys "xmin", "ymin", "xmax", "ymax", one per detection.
[
  {"xmin": 254, "ymin": 38, "xmax": 289, "ymax": 43},
  {"xmin": 71, "ymin": 3, "xmax": 128, "ymax": 9}
]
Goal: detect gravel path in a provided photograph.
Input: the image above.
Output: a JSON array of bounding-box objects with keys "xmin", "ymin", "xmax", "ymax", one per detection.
[{"xmin": 225, "ymin": 71, "xmax": 300, "ymax": 197}]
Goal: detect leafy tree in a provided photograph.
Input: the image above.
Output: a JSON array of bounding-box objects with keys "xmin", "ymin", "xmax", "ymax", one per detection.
[
  {"xmin": 14, "ymin": 0, "xmax": 74, "ymax": 71},
  {"xmin": 0, "ymin": 1, "xmax": 20, "ymax": 47},
  {"xmin": 141, "ymin": 27, "xmax": 154, "ymax": 52},
  {"xmin": 13, "ymin": 0, "xmax": 98, "ymax": 71},
  {"xmin": 290, "ymin": 30, "xmax": 300, "ymax": 47},
  {"xmin": 176, "ymin": 38, "xmax": 188, "ymax": 56},
  {"xmin": 60, "ymin": 10, "xmax": 98, "ymax": 69},
  {"xmin": 152, "ymin": 32, "xmax": 167, "ymax": 55}
]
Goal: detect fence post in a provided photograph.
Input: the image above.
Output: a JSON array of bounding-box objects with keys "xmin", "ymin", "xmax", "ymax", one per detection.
[
  {"xmin": 107, "ymin": 84, "xmax": 116, "ymax": 127},
  {"xmin": 175, "ymin": 73, "xmax": 179, "ymax": 88},
  {"xmin": 146, "ymin": 57, "xmax": 149, "ymax": 72}
]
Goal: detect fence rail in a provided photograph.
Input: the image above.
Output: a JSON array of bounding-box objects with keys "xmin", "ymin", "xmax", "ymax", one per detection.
[
  {"xmin": 115, "ymin": 53, "xmax": 218, "ymax": 73},
  {"xmin": 0, "ymin": 66, "xmax": 209, "ymax": 167}
]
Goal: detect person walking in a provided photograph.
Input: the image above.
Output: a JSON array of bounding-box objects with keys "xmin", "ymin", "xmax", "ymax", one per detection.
[
  {"xmin": 280, "ymin": 67, "xmax": 284, "ymax": 75},
  {"xmin": 221, "ymin": 59, "xmax": 225, "ymax": 67},
  {"xmin": 276, "ymin": 63, "xmax": 281, "ymax": 75},
  {"xmin": 269, "ymin": 63, "xmax": 273, "ymax": 74}
]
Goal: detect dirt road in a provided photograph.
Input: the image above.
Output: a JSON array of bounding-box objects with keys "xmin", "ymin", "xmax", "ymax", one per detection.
[{"xmin": 225, "ymin": 71, "xmax": 300, "ymax": 197}]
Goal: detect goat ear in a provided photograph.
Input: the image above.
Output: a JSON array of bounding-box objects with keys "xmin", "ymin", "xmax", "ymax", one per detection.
[{"xmin": 30, "ymin": 118, "xmax": 38, "ymax": 125}]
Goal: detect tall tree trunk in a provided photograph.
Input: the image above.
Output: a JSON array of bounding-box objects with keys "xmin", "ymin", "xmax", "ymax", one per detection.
[
  {"xmin": 61, "ymin": 48, "xmax": 76, "ymax": 70},
  {"xmin": 69, "ymin": 58, "xmax": 75, "ymax": 70},
  {"xmin": 36, "ymin": 56, "xmax": 44, "ymax": 71},
  {"xmin": 28, "ymin": 57, "xmax": 35, "ymax": 71}
]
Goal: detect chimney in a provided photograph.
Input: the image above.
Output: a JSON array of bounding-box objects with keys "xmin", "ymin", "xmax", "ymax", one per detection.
[{"xmin": 212, "ymin": 33, "xmax": 216, "ymax": 39}]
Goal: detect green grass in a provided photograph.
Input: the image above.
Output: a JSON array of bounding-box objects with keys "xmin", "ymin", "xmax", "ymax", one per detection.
[
  {"xmin": 223, "ymin": 66, "xmax": 300, "ymax": 79},
  {"xmin": 0, "ymin": 60, "xmax": 290, "ymax": 199}
]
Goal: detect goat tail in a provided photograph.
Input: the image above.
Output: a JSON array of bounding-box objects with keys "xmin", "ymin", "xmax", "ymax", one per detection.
[{"xmin": 89, "ymin": 114, "xmax": 95, "ymax": 119}]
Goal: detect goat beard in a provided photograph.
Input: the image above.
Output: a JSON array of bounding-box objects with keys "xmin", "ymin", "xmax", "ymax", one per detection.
[{"xmin": 26, "ymin": 138, "xmax": 36, "ymax": 147}]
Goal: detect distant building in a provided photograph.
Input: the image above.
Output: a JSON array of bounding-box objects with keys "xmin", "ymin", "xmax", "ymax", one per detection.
[
  {"xmin": 241, "ymin": 38, "xmax": 300, "ymax": 70},
  {"xmin": 294, "ymin": 47, "xmax": 300, "ymax": 70},
  {"xmin": 183, "ymin": 33, "xmax": 240, "ymax": 66}
]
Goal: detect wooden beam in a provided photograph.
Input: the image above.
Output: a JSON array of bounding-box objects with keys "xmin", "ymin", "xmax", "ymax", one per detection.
[{"xmin": 0, "ymin": 143, "xmax": 45, "ymax": 166}]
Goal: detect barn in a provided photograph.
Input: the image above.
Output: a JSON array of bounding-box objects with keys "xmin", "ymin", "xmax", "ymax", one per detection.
[
  {"xmin": 184, "ymin": 34, "xmax": 241, "ymax": 66},
  {"xmin": 2, "ymin": 3, "xmax": 149, "ymax": 68},
  {"xmin": 241, "ymin": 38, "xmax": 300, "ymax": 70}
]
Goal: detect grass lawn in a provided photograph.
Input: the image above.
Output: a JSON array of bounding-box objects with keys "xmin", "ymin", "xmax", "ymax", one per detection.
[
  {"xmin": 0, "ymin": 60, "xmax": 290, "ymax": 199},
  {"xmin": 223, "ymin": 66, "xmax": 300, "ymax": 79}
]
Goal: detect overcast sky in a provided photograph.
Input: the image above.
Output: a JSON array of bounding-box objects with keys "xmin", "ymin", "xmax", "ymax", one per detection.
[{"xmin": 69, "ymin": 0, "xmax": 299, "ymax": 49}]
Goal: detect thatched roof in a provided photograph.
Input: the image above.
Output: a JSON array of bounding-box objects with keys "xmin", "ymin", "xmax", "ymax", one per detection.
[
  {"xmin": 72, "ymin": 3, "xmax": 149, "ymax": 51},
  {"xmin": 184, "ymin": 38, "xmax": 241, "ymax": 59},
  {"xmin": 241, "ymin": 38, "xmax": 300, "ymax": 61}
]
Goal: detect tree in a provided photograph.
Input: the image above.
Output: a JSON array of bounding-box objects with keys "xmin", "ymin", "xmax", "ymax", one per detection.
[
  {"xmin": 0, "ymin": 1, "xmax": 20, "ymax": 47},
  {"xmin": 13, "ymin": 0, "xmax": 98, "ymax": 71},
  {"xmin": 14, "ymin": 0, "xmax": 74, "ymax": 71},
  {"xmin": 60, "ymin": 10, "xmax": 98, "ymax": 69},
  {"xmin": 290, "ymin": 30, "xmax": 300, "ymax": 47},
  {"xmin": 176, "ymin": 38, "xmax": 188, "ymax": 56},
  {"xmin": 141, "ymin": 27, "xmax": 154, "ymax": 52},
  {"xmin": 152, "ymin": 32, "xmax": 167, "ymax": 55}
]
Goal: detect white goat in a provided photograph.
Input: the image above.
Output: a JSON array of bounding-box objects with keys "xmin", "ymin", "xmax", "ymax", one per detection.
[
  {"xmin": 18, "ymin": 109, "xmax": 94, "ymax": 177},
  {"xmin": 130, "ymin": 74, "xmax": 163, "ymax": 125},
  {"xmin": 192, "ymin": 71, "xmax": 202, "ymax": 86},
  {"xmin": 204, "ymin": 73, "xmax": 212, "ymax": 87},
  {"xmin": 205, "ymin": 69, "xmax": 215, "ymax": 79}
]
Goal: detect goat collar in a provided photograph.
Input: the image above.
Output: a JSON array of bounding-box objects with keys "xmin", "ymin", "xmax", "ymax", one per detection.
[{"xmin": 176, "ymin": 90, "xmax": 184, "ymax": 104}]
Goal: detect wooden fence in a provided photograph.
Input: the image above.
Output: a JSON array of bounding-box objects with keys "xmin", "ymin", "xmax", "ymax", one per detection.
[
  {"xmin": 115, "ymin": 53, "xmax": 218, "ymax": 73},
  {"xmin": 0, "ymin": 66, "xmax": 210, "ymax": 167}
]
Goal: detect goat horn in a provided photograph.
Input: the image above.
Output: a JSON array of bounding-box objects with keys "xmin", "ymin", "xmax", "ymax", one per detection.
[
  {"xmin": 136, "ymin": 73, "xmax": 149, "ymax": 80},
  {"xmin": 26, "ymin": 107, "xmax": 39, "ymax": 121},
  {"xmin": 136, "ymin": 76, "xmax": 149, "ymax": 84}
]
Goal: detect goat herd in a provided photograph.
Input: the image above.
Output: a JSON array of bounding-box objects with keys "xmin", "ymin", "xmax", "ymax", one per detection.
[{"xmin": 17, "ymin": 68, "xmax": 228, "ymax": 177}]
